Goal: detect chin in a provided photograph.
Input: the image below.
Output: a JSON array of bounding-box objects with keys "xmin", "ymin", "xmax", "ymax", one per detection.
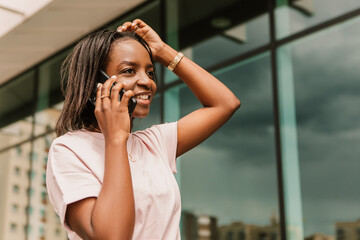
[{"xmin": 131, "ymin": 110, "xmax": 150, "ymax": 119}]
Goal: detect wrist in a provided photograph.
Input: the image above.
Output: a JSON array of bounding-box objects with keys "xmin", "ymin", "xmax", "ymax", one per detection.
[{"xmin": 154, "ymin": 44, "xmax": 178, "ymax": 66}]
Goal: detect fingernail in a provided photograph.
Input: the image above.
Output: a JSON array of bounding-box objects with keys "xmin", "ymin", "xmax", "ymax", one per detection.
[
  {"xmin": 97, "ymin": 83, "xmax": 101, "ymax": 88},
  {"xmin": 111, "ymin": 75, "xmax": 117, "ymax": 79},
  {"xmin": 122, "ymin": 26, "xmax": 126, "ymax": 30},
  {"xmin": 122, "ymin": 81, "xmax": 127, "ymax": 86}
]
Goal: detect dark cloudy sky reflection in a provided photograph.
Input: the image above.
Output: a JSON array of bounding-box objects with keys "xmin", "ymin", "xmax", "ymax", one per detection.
[
  {"xmin": 178, "ymin": 3, "xmax": 360, "ymax": 238},
  {"xmin": 293, "ymin": 16, "xmax": 360, "ymax": 236},
  {"xmin": 180, "ymin": 53, "xmax": 279, "ymax": 227}
]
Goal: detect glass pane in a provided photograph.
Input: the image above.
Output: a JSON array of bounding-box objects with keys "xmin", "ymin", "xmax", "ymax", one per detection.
[
  {"xmin": 0, "ymin": 142, "xmax": 31, "ymax": 240},
  {"xmin": 0, "ymin": 70, "xmax": 35, "ymax": 129},
  {"xmin": 179, "ymin": 53, "xmax": 280, "ymax": 239},
  {"xmin": 0, "ymin": 117, "xmax": 33, "ymax": 150},
  {"xmin": 107, "ymin": 0, "xmax": 161, "ymax": 34},
  {"xmin": 290, "ymin": 16, "xmax": 360, "ymax": 238},
  {"xmin": 275, "ymin": 0, "xmax": 360, "ymax": 39},
  {"xmin": 34, "ymin": 103, "xmax": 62, "ymax": 136},
  {"xmin": 37, "ymin": 51, "xmax": 68, "ymax": 112},
  {"xmin": 192, "ymin": 13, "xmax": 269, "ymax": 68},
  {"xmin": 30, "ymin": 133, "xmax": 67, "ymax": 240},
  {"xmin": 179, "ymin": 0, "xmax": 268, "ymax": 50}
]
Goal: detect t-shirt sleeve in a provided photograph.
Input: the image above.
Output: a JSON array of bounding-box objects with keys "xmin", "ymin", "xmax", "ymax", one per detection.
[
  {"xmin": 148, "ymin": 122, "xmax": 178, "ymax": 173},
  {"xmin": 46, "ymin": 139, "xmax": 101, "ymax": 229}
]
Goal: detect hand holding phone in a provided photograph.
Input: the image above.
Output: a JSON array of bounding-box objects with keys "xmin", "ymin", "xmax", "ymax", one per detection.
[{"xmin": 89, "ymin": 70, "xmax": 137, "ymax": 115}]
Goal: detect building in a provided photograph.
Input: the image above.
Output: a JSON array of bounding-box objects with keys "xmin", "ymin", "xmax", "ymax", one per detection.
[
  {"xmin": 335, "ymin": 220, "xmax": 360, "ymax": 240},
  {"xmin": 304, "ymin": 233, "xmax": 334, "ymax": 240},
  {"xmin": 0, "ymin": 118, "xmax": 66, "ymax": 240},
  {"xmin": 1, "ymin": 0, "xmax": 360, "ymax": 239},
  {"xmin": 197, "ymin": 215, "xmax": 219, "ymax": 240},
  {"xmin": 182, "ymin": 212, "xmax": 219, "ymax": 240},
  {"xmin": 182, "ymin": 211, "xmax": 199, "ymax": 240},
  {"xmin": 219, "ymin": 215, "xmax": 280, "ymax": 240}
]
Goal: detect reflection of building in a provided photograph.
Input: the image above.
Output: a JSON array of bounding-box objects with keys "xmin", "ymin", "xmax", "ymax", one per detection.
[
  {"xmin": 182, "ymin": 211, "xmax": 198, "ymax": 240},
  {"xmin": 0, "ymin": 123, "xmax": 66, "ymax": 240},
  {"xmin": 305, "ymin": 233, "xmax": 334, "ymax": 240},
  {"xmin": 219, "ymin": 215, "xmax": 279, "ymax": 240},
  {"xmin": 198, "ymin": 215, "xmax": 219, "ymax": 240},
  {"xmin": 182, "ymin": 211, "xmax": 219, "ymax": 240},
  {"xmin": 335, "ymin": 220, "xmax": 360, "ymax": 240}
]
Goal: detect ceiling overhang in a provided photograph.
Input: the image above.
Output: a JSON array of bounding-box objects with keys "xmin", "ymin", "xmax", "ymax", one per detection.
[{"xmin": 0, "ymin": 0, "xmax": 146, "ymax": 86}]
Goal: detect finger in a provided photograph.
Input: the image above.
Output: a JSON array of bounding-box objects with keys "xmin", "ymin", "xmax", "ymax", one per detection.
[
  {"xmin": 132, "ymin": 19, "xmax": 146, "ymax": 29},
  {"xmin": 117, "ymin": 22, "xmax": 132, "ymax": 32},
  {"xmin": 95, "ymin": 83, "xmax": 102, "ymax": 110},
  {"xmin": 119, "ymin": 90, "xmax": 135, "ymax": 111},
  {"xmin": 101, "ymin": 75, "xmax": 117, "ymax": 102},
  {"xmin": 110, "ymin": 81, "xmax": 126, "ymax": 104}
]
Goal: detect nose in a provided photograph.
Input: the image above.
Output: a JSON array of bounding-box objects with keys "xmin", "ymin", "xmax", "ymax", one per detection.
[{"xmin": 136, "ymin": 72, "xmax": 153, "ymax": 89}]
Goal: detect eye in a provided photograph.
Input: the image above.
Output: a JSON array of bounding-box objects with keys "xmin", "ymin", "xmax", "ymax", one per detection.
[
  {"xmin": 121, "ymin": 68, "xmax": 135, "ymax": 74},
  {"xmin": 147, "ymin": 70, "xmax": 155, "ymax": 80}
]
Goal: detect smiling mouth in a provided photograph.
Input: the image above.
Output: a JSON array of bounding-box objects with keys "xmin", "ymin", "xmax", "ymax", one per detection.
[{"xmin": 134, "ymin": 94, "xmax": 151, "ymax": 100}]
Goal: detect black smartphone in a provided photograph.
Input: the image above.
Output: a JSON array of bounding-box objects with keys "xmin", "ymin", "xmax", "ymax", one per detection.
[{"xmin": 89, "ymin": 70, "xmax": 137, "ymax": 115}]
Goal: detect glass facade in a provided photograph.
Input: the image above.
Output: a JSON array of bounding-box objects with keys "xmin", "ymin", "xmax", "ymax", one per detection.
[{"xmin": 0, "ymin": 0, "xmax": 359, "ymax": 239}]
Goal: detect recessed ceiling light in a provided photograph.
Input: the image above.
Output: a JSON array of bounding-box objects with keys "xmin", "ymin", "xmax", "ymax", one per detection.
[{"xmin": 211, "ymin": 17, "xmax": 231, "ymax": 29}]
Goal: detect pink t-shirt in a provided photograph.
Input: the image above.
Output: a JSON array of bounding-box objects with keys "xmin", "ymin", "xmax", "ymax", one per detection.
[{"xmin": 46, "ymin": 122, "xmax": 181, "ymax": 240}]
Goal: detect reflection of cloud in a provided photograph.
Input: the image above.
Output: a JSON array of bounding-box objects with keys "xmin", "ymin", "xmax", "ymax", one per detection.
[
  {"xmin": 293, "ymin": 18, "xmax": 360, "ymax": 134},
  {"xmin": 302, "ymin": 199, "xmax": 360, "ymax": 236},
  {"xmin": 180, "ymin": 54, "xmax": 276, "ymax": 167},
  {"xmin": 181, "ymin": 144, "xmax": 279, "ymax": 226},
  {"xmin": 179, "ymin": 9, "xmax": 360, "ymax": 238},
  {"xmin": 291, "ymin": 17, "xmax": 360, "ymax": 236},
  {"xmin": 289, "ymin": 0, "xmax": 360, "ymax": 35}
]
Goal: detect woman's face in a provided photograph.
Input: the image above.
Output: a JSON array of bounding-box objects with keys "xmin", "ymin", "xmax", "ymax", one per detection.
[{"xmin": 105, "ymin": 39, "xmax": 157, "ymax": 118}]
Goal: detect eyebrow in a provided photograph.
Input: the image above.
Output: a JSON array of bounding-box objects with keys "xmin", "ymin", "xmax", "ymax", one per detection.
[{"xmin": 117, "ymin": 61, "xmax": 153, "ymax": 69}]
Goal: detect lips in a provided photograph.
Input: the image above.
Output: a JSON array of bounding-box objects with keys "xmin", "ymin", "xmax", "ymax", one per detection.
[
  {"xmin": 133, "ymin": 92, "xmax": 152, "ymax": 104},
  {"xmin": 134, "ymin": 94, "xmax": 151, "ymax": 100}
]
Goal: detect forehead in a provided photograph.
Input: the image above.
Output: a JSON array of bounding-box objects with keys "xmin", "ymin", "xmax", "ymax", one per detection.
[{"xmin": 108, "ymin": 39, "xmax": 152, "ymax": 64}]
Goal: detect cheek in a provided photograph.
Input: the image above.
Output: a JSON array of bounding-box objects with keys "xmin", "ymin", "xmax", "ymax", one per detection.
[{"xmin": 151, "ymin": 81, "xmax": 157, "ymax": 94}]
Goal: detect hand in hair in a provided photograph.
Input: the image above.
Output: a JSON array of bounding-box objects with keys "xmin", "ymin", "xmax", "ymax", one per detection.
[{"xmin": 117, "ymin": 19, "xmax": 166, "ymax": 63}]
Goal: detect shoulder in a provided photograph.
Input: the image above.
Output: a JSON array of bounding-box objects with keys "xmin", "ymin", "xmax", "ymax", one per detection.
[
  {"xmin": 131, "ymin": 122, "xmax": 178, "ymax": 161},
  {"xmin": 133, "ymin": 122, "xmax": 177, "ymax": 141},
  {"xmin": 51, "ymin": 130, "xmax": 103, "ymax": 153},
  {"xmin": 52, "ymin": 130, "xmax": 99, "ymax": 145},
  {"xmin": 48, "ymin": 130, "xmax": 104, "ymax": 170}
]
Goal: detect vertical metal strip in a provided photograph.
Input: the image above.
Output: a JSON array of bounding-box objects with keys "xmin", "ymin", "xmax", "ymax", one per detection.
[
  {"xmin": 160, "ymin": 0, "xmax": 166, "ymax": 124},
  {"xmin": 268, "ymin": 0, "xmax": 287, "ymax": 239},
  {"xmin": 162, "ymin": 0, "xmax": 183, "ymax": 234},
  {"xmin": 271, "ymin": 0, "xmax": 305, "ymax": 239},
  {"xmin": 26, "ymin": 67, "xmax": 39, "ymax": 240}
]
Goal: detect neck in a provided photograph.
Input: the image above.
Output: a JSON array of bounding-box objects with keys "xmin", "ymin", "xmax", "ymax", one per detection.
[{"xmin": 87, "ymin": 117, "xmax": 135, "ymax": 133}]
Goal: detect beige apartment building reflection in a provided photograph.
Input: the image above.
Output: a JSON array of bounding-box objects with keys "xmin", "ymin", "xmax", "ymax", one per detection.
[
  {"xmin": 182, "ymin": 210, "xmax": 360, "ymax": 240},
  {"xmin": 0, "ymin": 111, "xmax": 67, "ymax": 240},
  {"xmin": 335, "ymin": 220, "xmax": 360, "ymax": 240},
  {"xmin": 182, "ymin": 211, "xmax": 280, "ymax": 240}
]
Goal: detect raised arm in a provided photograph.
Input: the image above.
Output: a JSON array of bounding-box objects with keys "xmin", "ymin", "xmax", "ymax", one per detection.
[
  {"xmin": 119, "ymin": 19, "xmax": 240, "ymax": 157},
  {"xmin": 158, "ymin": 45, "xmax": 240, "ymax": 156}
]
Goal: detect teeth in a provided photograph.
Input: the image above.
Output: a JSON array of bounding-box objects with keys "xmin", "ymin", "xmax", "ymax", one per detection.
[{"xmin": 135, "ymin": 94, "xmax": 150, "ymax": 100}]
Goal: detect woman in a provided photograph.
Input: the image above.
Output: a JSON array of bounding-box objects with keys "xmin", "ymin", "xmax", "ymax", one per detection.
[{"xmin": 46, "ymin": 19, "xmax": 240, "ymax": 240}]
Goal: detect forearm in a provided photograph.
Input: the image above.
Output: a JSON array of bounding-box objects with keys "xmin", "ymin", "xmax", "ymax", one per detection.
[
  {"xmin": 157, "ymin": 44, "xmax": 240, "ymax": 111},
  {"xmin": 90, "ymin": 139, "xmax": 135, "ymax": 239}
]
